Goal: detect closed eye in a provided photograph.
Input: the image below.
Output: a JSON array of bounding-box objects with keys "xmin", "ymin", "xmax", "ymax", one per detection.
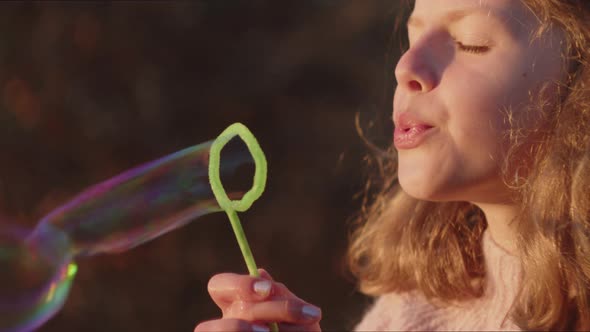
[{"xmin": 455, "ymin": 41, "xmax": 490, "ymax": 54}]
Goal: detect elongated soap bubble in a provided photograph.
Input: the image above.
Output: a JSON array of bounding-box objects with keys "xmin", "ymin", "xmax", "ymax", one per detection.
[
  {"xmin": 31, "ymin": 140, "xmax": 250, "ymax": 257},
  {"xmin": 0, "ymin": 138, "xmax": 252, "ymax": 332}
]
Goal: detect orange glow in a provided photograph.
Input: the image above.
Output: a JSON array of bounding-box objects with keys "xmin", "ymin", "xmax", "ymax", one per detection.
[{"xmin": 2, "ymin": 78, "xmax": 41, "ymax": 129}]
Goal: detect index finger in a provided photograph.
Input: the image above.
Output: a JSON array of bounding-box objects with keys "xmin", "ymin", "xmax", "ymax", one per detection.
[{"xmin": 207, "ymin": 273, "xmax": 278, "ymax": 309}]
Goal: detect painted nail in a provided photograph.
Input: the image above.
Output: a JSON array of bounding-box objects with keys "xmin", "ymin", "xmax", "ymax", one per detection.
[
  {"xmin": 252, "ymin": 324, "xmax": 270, "ymax": 332},
  {"xmin": 301, "ymin": 305, "xmax": 321, "ymax": 320},
  {"xmin": 253, "ymin": 280, "xmax": 272, "ymax": 297}
]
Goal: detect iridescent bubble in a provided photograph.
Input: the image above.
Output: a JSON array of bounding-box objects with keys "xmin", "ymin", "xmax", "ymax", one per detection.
[
  {"xmin": 0, "ymin": 138, "xmax": 252, "ymax": 332},
  {"xmin": 32, "ymin": 140, "xmax": 250, "ymax": 256},
  {"xmin": 0, "ymin": 226, "xmax": 75, "ymax": 332}
]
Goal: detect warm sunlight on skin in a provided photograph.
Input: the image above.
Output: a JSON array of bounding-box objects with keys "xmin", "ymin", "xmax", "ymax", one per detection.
[{"xmin": 393, "ymin": 0, "xmax": 566, "ymax": 253}]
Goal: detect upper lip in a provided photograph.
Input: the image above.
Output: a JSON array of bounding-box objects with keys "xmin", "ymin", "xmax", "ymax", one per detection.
[{"xmin": 394, "ymin": 112, "xmax": 435, "ymax": 130}]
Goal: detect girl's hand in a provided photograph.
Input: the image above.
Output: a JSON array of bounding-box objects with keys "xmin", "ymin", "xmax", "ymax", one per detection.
[{"xmin": 194, "ymin": 269, "xmax": 322, "ymax": 332}]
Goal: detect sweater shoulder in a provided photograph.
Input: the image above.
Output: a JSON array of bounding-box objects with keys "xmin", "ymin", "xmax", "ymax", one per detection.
[
  {"xmin": 354, "ymin": 291, "xmax": 447, "ymax": 331},
  {"xmin": 354, "ymin": 289, "xmax": 522, "ymax": 331}
]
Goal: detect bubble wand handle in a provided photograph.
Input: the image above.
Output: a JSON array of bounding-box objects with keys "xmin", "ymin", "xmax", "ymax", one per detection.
[
  {"xmin": 225, "ymin": 209, "xmax": 259, "ymax": 275},
  {"xmin": 208, "ymin": 122, "xmax": 279, "ymax": 332}
]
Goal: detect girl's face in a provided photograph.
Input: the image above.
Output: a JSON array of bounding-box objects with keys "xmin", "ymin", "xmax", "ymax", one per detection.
[{"xmin": 393, "ymin": 0, "xmax": 565, "ymax": 203}]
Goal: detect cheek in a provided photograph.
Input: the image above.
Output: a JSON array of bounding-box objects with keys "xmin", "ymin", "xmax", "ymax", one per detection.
[
  {"xmin": 451, "ymin": 68, "xmax": 536, "ymax": 169},
  {"xmin": 447, "ymin": 87, "xmax": 511, "ymax": 167},
  {"xmin": 445, "ymin": 55, "xmax": 531, "ymax": 136}
]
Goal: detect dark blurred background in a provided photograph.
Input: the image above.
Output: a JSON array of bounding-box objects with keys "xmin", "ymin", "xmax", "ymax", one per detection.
[{"xmin": 0, "ymin": 1, "xmax": 404, "ymax": 331}]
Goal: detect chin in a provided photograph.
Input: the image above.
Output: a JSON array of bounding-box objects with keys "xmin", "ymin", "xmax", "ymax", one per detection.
[
  {"xmin": 396, "ymin": 155, "xmax": 452, "ymax": 201},
  {"xmin": 398, "ymin": 174, "xmax": 463, "ymax": 202},
  {"xmin": 399, "ymin": 173, "xmax": 508, "ymax": 204},
  {"xmin": 399, "ymin": 177, "xmax": 439, "ymax": 201}
]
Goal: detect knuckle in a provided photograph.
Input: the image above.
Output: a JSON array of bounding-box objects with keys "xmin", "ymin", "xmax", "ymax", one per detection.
[
  {"xmin": 207, "ymin": 273, "xmax": 228, "ymax": 293},
  {"xmin": 226, "ymin": 300, "xmax": 251, "ymax": 319},
  {"xmin": 239, "ymin": 277, "xmax": 256, "ymax": 298},
  {"xmin": 208, "ymin": 273, "xmax": 252, "ymax": 299},
  {"xmin": 206, "ymin": 280, "xmax": 216, "ymax": 295}
]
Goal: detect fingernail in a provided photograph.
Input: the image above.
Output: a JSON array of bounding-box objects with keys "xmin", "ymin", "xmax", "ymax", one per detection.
[
  {"xmin": 253, "ymin": 280, "xmax": 272, "ymax": 297},
  {"xmin": 301, "ymin": 305, "xmax": 321, "ymax": 319},
  {"xmin": 252, "ymin": 324, "xmax": 270, "ymax": 332}
]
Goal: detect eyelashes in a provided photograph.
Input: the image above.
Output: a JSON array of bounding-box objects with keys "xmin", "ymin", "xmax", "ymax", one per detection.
[
  {"xmin": 406, "ymin": 34, "xmax": 492, "ymax": 55},
  {"xmin": 455, "ymin": 40, "xmax": 490, "ymax": 54}
]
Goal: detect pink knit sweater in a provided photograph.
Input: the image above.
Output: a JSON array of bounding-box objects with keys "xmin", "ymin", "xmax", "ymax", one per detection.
[{"xmin": 355, "ymin": 230, "xmax": 522, "ymax": 331}]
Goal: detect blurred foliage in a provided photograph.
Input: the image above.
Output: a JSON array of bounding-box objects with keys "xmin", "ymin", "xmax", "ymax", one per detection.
[{"xmin": 0, "ymin": 1, "xmax": 401, "ymax": 331}]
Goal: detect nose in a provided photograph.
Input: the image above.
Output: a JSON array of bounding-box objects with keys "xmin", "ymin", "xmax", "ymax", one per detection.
[{"xmin": 394, "ymin": 44, "xmax": 438, "ymax": 94}]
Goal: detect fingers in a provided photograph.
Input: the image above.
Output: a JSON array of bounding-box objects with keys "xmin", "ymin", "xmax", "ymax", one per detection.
[
  {"xmin": 257, "ymin": 269, "xmax": 299, "ymax": 300},
  {"xmin": 194, "ymin": 318, "xmax": 270, "ymax": 332},
  {"xmin": 208, "ymin": 273, "xmax": 274, "ymax": 308},
  {"xmin": 224, "ymin": 299, "xmax": 322, "ymax": 325},
  {"xmin": 205, "ymin": 270, "xmax": 322, "ymax": 331},
  {"xmin": 208, "ymin": 272, "xmax": 300, "ymax": 309}
]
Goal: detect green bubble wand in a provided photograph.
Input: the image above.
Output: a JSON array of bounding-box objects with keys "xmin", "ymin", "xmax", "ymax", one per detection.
[{"xmin": 208, "ymin": 123, "xmax": 279, "ymax": 332}]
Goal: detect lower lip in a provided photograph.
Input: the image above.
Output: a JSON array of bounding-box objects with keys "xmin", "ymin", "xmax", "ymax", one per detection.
[{"xmin": 393, "ymin": 125, "xmax": 436, "ymax": 149}]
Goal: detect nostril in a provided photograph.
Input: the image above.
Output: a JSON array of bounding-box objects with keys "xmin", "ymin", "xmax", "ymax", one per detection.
[{"xmin": 408, "ymin": 80, "xmax": 422, "ymax": 91}]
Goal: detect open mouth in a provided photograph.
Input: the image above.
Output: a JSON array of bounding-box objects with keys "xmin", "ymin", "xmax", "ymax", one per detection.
[
  {"xmin": 401, "ymin": 124, "xmax": 433, "ymax": 133},
  {"xmin": 394, "ymin": 125, "xmax": 436, "ymax": 149}
]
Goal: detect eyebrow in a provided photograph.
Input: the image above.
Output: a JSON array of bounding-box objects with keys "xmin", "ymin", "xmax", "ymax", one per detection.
[{"xmin": 407, "ymin": 7, "xmax": 506, "ymax": 29}]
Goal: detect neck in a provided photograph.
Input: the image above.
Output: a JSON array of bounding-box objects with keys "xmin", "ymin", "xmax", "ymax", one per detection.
[{"xmin": 472, "ymin": 202, "xmax": 520, "ymax": 256}]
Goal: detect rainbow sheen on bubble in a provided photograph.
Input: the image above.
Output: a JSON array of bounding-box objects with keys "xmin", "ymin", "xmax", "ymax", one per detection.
[
  {"xmin": 0, "ymin": 138, "xmax": 252, "ymax": 332},
  {"xmin": 0, "ymin": 226, "xmax": 75, "ymax": 332}
]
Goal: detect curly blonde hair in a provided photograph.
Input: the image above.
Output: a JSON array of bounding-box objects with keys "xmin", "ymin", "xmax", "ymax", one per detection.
[{"xmin": 347, "ymin": 1, "xmax": 590, "ymax": 330}]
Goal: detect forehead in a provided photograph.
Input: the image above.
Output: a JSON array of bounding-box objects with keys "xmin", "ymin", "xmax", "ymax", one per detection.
[
  {"xmin": 411, "ymin": 0, "xmax": 536, "ymax": 27},
  {"xmin": 413, "ymin": 0, "xmax": 521, "ymax": 13}
]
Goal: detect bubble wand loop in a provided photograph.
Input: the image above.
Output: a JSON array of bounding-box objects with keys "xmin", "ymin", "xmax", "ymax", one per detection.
[{"xmin": 208, "ymin": 123, "xmax": 279, "ymax": 332}]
